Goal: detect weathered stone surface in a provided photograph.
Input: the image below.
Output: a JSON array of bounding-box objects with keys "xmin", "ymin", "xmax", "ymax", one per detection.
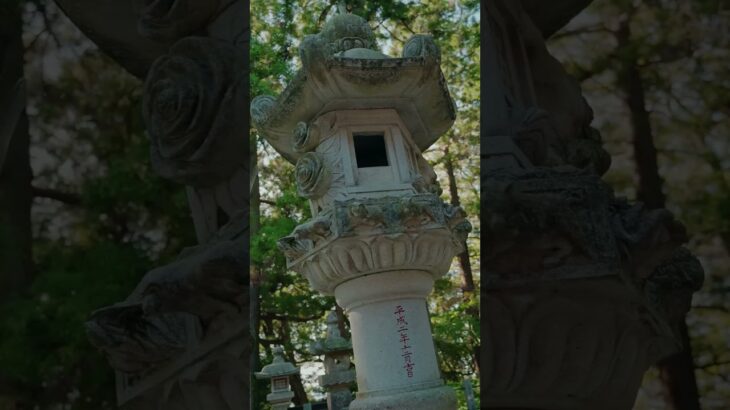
[
  {"xmin": 483, "ymin": 0, "xmax": 704, "ymax": 408},
  {"xmin": 185, "ymin": 165, "xmax": 249, "ymax": 244},
  {"xmin": 143, "ymin": 36, "xmax": 247, "ymax": 187},
  {"xmin": 55, "ymin": 0, "xmax": 173, "ymax": 78},
  {"xmin": 295, "ymin": 152, "xmax": 333, "ymax": 199},
  {"xmin": 348, "ymin": 384, "xmax": 457, "ymax": 410},
  {"xmin": 335, "ymin": 270, "xmax": 457, "ymax": 410},
  {"xmin": 402, "ymin": 34, "xmax": 440, "ymax": 60},
  {"xmin": 293, "ymin": 120, "xmax": 319, "ymax": 153},
  {"xmin": 484, "ymin": 0, "xmax": 610, "ymax": 176},
  {"xmin": 58, "ymin": 1, "xmax": 250, "ymax": 408},
  {"xmin": 136, "ymin": 0, "xmax": 237, "ymax": 41},
  {"xmin": 521, "ymin": 0, "xmax": 594, "ymax": 38},
  {"xmin": 482, "ymin": 167, "xmax": 703, "ymax": 407},
  {"xmin": 86, "ymin": 211, "xmax": 249, "ymax": 409},
  {"xmin": 483, "ymin": 167, "xmax": 619, "ymax": 283},
  {"xmin": 484, "ymin": 278, "xmax": 661, "ymax": 410},
  {"xmin": 278, "ymin": 193, "xmax": 469, "ymax": 294},
  {"xmin": 55, "ymin": 0, "xmax": 242, "ymax": 78}
]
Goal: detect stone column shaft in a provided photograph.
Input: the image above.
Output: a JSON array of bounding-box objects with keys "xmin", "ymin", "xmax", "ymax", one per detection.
[{"xmin": 336, "ymin": 270, "xmax": 455, "ymax": 410}]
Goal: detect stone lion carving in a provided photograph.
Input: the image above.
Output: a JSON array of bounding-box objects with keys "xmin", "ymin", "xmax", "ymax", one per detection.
[{"xmin": 85, "ymin": 211, "xmax": 248, "ymax": 375}]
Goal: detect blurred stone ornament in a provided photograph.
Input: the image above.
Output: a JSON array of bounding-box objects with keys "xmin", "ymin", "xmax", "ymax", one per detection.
[
  {"xmin": 402, "ymin": 34, "xmax": 440, "ymax": 60},
  {"xmin": 143, "ymin": 36, "xmax": 246, "ymax": 187},
  {"xmin": 135, "ymin": 0, "xmax": 234, "ymax": 41}
]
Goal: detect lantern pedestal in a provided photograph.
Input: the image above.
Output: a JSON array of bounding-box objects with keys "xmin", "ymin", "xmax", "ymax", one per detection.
[
  {"xmin": 335, "ymin": 270, "xmax": 457, "ymax": 410},
  {"xmin": 280, "ymin": 194, "xmax": 468, "ymax": 410}
]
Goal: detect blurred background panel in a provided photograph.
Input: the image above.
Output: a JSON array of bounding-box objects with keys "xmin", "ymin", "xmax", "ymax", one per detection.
[
  {"xmin": 0, "ymin": 0, "xmax": 247, "ymax": 408},
  {"xmin": 547, "ymin": 1, "xmax": 729, "ymax": 409}
]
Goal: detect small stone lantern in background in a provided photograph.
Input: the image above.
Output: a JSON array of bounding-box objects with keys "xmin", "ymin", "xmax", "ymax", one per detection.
[
  {"xmin": 310, "ymin": 309, "xmax": 356, "ymax": 410},
  {"xmin": 251, "ymin": 8, "xmax": 470, "ymax": 410},
  {"xmin": 255, "ymin": 346, "xmax": 300, "ymax": 410}
]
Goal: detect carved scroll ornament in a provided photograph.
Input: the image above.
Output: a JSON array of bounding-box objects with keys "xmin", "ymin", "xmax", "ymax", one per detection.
[{"xmin": 143, "ymin": 36, "xmax": 246, "ymax": 187}]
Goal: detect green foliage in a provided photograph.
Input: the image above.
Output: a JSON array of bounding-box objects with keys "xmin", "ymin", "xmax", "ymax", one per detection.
[
  {"xmin": 0, "ymin": 242, "xmax": 149, "ymax": 407},
  {"xmin": 447, "ymin": 378, "xmax": 480, "ymax": 410},
  {"xmin": 432, "ymin": 291, "xmax": 480, "ymax": 380}
]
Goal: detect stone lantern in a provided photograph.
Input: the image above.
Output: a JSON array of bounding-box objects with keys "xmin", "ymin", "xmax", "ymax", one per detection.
[
  {"xmin": 309, "ymin": 309, "xmax": 356, "ymax": 410},
  {"xmin": 255, "ymin": 346, "xmax": 300, "ymax": 410},
  {"xmin": 251, "ymin": 9, "xmax": 469, "ymax": 410}
]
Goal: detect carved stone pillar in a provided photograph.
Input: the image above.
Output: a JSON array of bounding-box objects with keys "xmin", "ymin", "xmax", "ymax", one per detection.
[
  {"xmin": 482, "ymin": 1, "xmax": 704, "ymax": 409},
  {"xmin": 336, "ymin": 270, "xmax": 456, "ymax": 410},
  {"xmin": 54, "ymin": 1, "xmax": 250, "ymax": 408},
  {"xmin": 251, "ymin": 10, "xmax": 469, "ymax": 410}
]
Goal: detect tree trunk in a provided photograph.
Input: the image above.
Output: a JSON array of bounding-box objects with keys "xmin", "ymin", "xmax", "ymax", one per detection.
[
  {"xmin": 616, "ymin": 19, "xmax": 701, "ymax": 410},
  {"xmin": 443, "ymin": 146, "xmax": 475, "ymax": 292},
  {"xmin": 616, "ymin": 20, "xmax": 665, "ymax": 210},
  {"xmin": 443, "ymin": 147, "xmax": 480, "ymax": 377},
  {"xmin": 280, "ymin": 321, "xmax": 308, "ymax": 405},
  {"xmin": 0, "ymin": 1, "xmax": 33, "ymax": 299},
  {"xmin": 657, "ymin": 321, "xmax": 703, "ymax": 410}
]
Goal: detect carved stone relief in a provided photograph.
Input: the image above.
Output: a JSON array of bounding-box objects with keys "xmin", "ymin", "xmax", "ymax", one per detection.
[
  {"xmin": 483, "ymin": 1, "xmax": 704, "ymax": 408},
  {"xmin": 143, "ymin": 36, "xmax": 247, "ymax": 188},
  {"xmin": 87, "ymin": 211, "xmax": 249, "ymax": 409},
  {"xmin": 53, "ymin": 0, "xmax": 250, "ymax": 408},
  {"xmin": 135, "ymin": 0, "xmax": 238, "ymax": 41}
]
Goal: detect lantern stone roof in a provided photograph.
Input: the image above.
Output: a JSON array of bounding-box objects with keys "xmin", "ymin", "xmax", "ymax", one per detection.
[
  {"xmin": 255, "ymin": 346, "xmax": 300, "ymax": 379},
  {"xmin": 250, "ymin": 11, "xmax": 457, "ymax": 163},
  {"xmin": 309, "ymin": 310, "xmax": 352, "ymax": 355}
]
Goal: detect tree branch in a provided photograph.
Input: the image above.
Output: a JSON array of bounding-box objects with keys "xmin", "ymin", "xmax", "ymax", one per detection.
[
  {"xmin": 31, "ymin": 186, "xmax": 81, "ymax": 205},
  {"xmin": 258, "ymin": 337, "xmax": 285, "ymax": 345},
  {"xmin": 260, "ymin": 311, "xmax": 321, "ymax": 322},
  {"xmin": 695, "ymin": 359, "xmax": 730, "ymax": 370},
  {"xmin": 692, "ymin": 305, "xmax": 730, "ymax": 313},
  {"xmin": 549, "ymin": 25, "xmax": 613, "ymax": 41},
  {"xmin": 37, "ymin": 3, "xmax": 61, "ymax": 48}
]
